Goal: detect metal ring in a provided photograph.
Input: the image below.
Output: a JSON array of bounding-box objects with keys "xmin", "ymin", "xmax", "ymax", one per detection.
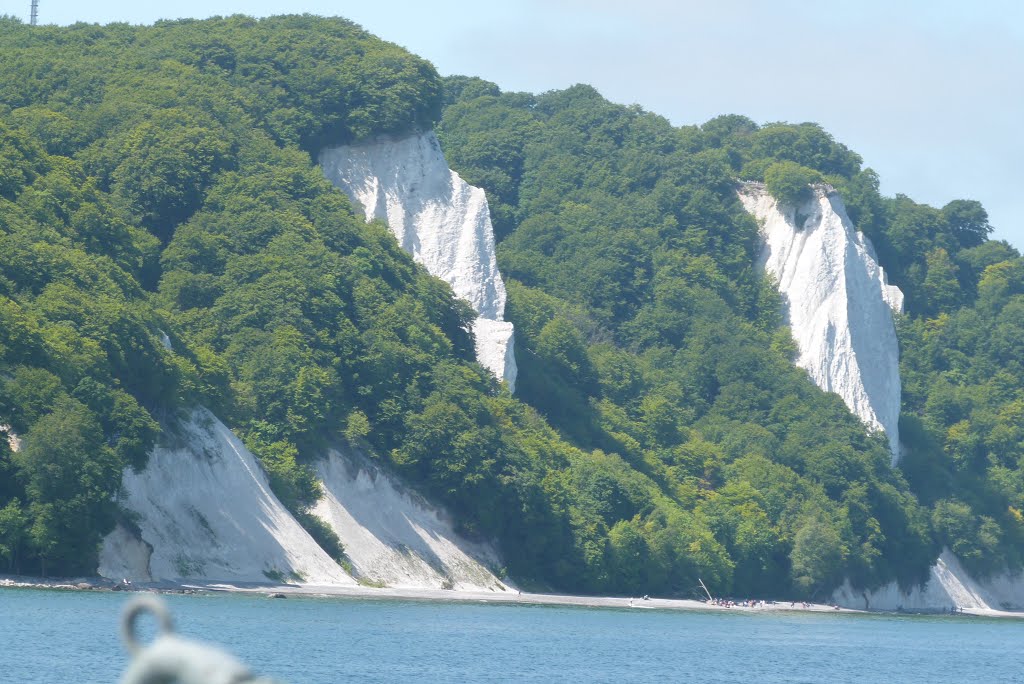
[{"xmin": 121, "ymin": 596, "xmax": 174, "ymax": 655}]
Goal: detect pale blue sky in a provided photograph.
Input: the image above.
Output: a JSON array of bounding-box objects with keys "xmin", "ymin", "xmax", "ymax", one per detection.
[{"xmin": 6, "ymin": 0, "xmax": 1023, "ymax": 248}]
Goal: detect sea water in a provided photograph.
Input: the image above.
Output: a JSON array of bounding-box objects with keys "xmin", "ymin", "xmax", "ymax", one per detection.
[{"xmin": 1, "ymin": 588, "xmax": 1021, "ymax": 683}]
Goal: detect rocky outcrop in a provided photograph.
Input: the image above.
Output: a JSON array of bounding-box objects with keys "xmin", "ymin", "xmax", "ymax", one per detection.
[
  {"xmin": 97, "ymin": 524, "xmax": 153, "ymax": 582},
  {"xmin": 2, "ymin": 424, "xmax": 21, "ymax": 453},
  {"xmin": 319, "ymin": 131, "xmax": 517, "ymax": 390},
  {"xmin": 738, "ymin": 183, "xmax": 902, "ymax": 463},
  {"xmin": 312, "ymin": 448, "xmax": 509, "ymax": 592},
  {"xmin": 98, "ymin": 408, "xmax": 355, "ymax": 585}
]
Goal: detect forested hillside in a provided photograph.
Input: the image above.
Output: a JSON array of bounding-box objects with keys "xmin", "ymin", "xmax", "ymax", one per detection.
[
  {"xmin": 438, "ymin": 78, "xmax": 1024, "ymax": 582},
  {"xmin": 0, "ymin": 15, "xmax": 1019, "ymax": 597}
]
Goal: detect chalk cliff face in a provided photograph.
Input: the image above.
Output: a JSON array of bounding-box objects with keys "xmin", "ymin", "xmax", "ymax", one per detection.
[
  {"xmin": 833, "ymin": 548, "xmax": 1024, "ymax": 614},
  {"xmin": 98, "ymin": 408, "xmax": 355, "ymax": 585},
  {"xmin": 738, "ymin": 183, "xmax": 903, "ymax": 463},
  {"xmin": 319, "ymin": 132, "xmax": 517, "ymax": 391},
  {"xmin": 99, "ymin": 408, "xmax": 507, "ymax": 590},
  {"xmin": 312, "ymin": 449, "xmax": 509, "ymax": 592}
]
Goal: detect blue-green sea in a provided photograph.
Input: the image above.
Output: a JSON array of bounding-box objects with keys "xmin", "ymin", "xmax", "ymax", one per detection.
[{"xmin": 2, "ymin": 588, "xmax": 1022, "ymax": 683}]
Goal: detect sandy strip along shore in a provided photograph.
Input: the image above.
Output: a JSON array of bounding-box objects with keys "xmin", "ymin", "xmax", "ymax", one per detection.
[
  {"xmin": 0, "ymin": 575, "xmax": 853, "ymax": 614},
  {"xmin": 5, "ymin": 575, "xmax": 1023, "ymax": 618},
  {"xmin": 191, "ymin": 582, "xmax": 860, "ymax": 614}
]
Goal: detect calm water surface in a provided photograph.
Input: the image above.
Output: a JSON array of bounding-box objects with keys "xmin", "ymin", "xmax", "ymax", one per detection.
[{"xmin": 2, "ymin": 588, "xmax": 1022, "ymax": 683}]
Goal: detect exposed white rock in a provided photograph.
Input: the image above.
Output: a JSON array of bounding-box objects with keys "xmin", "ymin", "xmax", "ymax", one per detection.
[
  {"xmin": 1, "ymin": 424, "xmax": 20, "ymax": 453},
  {"xmin": 158, "ymin": 330, "xmax": 172, "ymax": 351},
  {"xmin": 473, "ymin": 318, "xmax": 516, "ymax": 389},
  {"xmin": 98, "ymin": 408, "xmax": 355, "ymax": 585},
  {"xmin": 97, "ymin": 524, "xmax": 153, "ymax": 582},
  {"xmin": 312, "ymin": 448, "xmax": 510, "ymax": 592},
  {"xmin": 738, "ymin": 183, "xmax": 902, "ymax": 463},
  {"xmin": 833, "ymin": 547, "xmax": 1024, "ymax": 614},
  {"xmin": 319, "ymin": 131, "xmax": 517, "ymax": 391}
]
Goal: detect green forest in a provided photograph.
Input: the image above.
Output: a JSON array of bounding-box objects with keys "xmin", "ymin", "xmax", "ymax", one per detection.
[{"xmin": 0, "ymin": 15, "xmax": 1021, "ymax": 599}]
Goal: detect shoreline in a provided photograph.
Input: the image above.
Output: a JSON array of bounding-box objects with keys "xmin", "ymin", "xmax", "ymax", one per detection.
[
  {"xmin": 185, "ymin": 581, "xmax": 858, "ymax": 615},
  {"xmin": 5, "ymin": 574, "xmax": 1022, "ymax": 618}
]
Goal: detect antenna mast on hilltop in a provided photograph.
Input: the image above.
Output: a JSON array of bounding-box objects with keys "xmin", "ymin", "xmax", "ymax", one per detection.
[{"xmin": 30, "ymin": 0, "xmax": 38, "ymax": 26}]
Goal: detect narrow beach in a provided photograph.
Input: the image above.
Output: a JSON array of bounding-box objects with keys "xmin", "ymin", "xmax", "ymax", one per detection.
[{"xmin": 10, "ymin": 574, "xmax": 1019, "ymax": 617}]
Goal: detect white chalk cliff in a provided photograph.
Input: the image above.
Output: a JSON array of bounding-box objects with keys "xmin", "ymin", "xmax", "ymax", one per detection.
[
  {"xmin": 319, "ymin": 131, "xmax": 517, "ymax": 391},
  {"xmin": 98, "ymin": 408, "xmax": 508, "ymax": 591},
  {"xmin": 833, "ymin": 548, "xmax": 1024, "ymax": 614},
  {"xmin": 738, "ymin": 183, "xmax": 902, "ymax": 464},
  {"xmin": 98, "ymin": 408, "xmax": 355, "ymax": 585},
  {"xmin": 738, "ymin": 183, "xmax": 1024, "ymax": 613},
  {"xmin": 312, "ymin": 449, "xmax": 510, "ymax": 592}
]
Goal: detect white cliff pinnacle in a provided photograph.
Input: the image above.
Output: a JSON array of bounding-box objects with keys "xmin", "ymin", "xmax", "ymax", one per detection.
[
  {"xmin": 738, "ymin": 183, "xmax": 902, "ymax": 464},
  {"xmin": 319, "ymin": 131, "xmax": 517, "ymax": 391}
]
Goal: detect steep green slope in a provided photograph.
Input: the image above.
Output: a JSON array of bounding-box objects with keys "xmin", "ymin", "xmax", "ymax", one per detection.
[
  {"xmin": 438, "ymin": 78, "xmax": 1024, "ymax": 582},
  {"xmin": 438, "ymin": 80, "xmax": 939, "ymax": 594},
  {"xmin": 706, "ymin": 110, "xmax": 1024, "ymax": 578}
]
